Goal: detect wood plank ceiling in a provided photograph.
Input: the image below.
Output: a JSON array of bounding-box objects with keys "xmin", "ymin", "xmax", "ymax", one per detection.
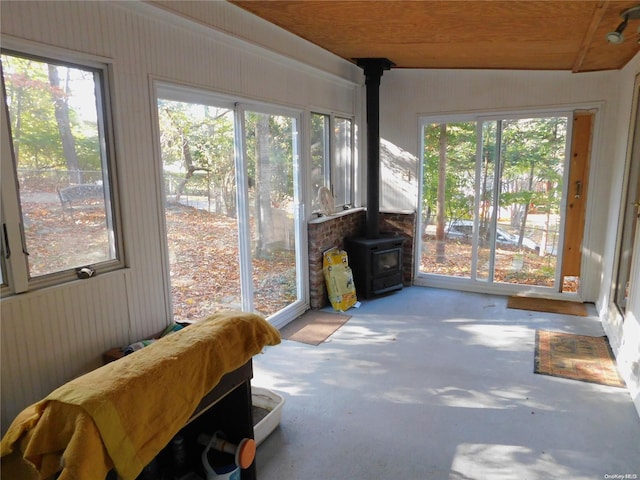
[{"xmin": 230, "ymin": 1, "xmax": 640, "ymax": 72}]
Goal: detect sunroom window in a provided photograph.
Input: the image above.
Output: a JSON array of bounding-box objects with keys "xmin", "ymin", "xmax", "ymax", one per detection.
[
  {"xmin": 310, "ymin": 112, "xmax": 354, "ymax": 212},
  {"xmin": 333, "ymin": 116, "xmax": 353, "ymax": 208},
  {"xmin": 1, "ymin": 49, "xmax": 120, "ymax": 293}
]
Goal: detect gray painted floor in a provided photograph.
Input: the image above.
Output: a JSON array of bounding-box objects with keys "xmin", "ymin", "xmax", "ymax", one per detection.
[{"xmin": 252, "ymin": 287, "xmax": 640, "ymax": 480}]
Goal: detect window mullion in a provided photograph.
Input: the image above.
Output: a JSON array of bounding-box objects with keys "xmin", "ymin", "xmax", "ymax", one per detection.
[
  {"xmin": 328, "ymin": 114, "xmax": 335, "ymax": 195},
  {"xmin": 234, "ymin": 103, "xmax": 254, "ymax": 313},
  {"xmin": 1, "ymin": 85, "xmax": 29, "ymax": 293}
]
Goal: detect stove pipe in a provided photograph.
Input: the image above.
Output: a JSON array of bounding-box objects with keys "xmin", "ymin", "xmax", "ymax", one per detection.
[{"xmin": 355, "ymin": 58, "xmax": 394, "ymax": 238}]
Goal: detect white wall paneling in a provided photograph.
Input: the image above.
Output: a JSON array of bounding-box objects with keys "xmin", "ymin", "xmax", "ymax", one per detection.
[
  {"xmin": 0, "ymin": 0, "xmax": 360, "ymax": 432},
  {"xmin": 0, "ymin": 271, "xmax": 132, "ymax": 429}
]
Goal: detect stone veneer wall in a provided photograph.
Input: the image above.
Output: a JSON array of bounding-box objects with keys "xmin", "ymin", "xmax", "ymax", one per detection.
[{"xmin": 308, "ymin": 209, "xmax": 416, "ymax": 309}]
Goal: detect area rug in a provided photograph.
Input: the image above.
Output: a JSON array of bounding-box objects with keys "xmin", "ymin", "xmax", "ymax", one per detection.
[
  {"xmin": 534, "ymin": 330, "xmax": 626, "ymax": 388},
  {"xmin": 280, "ymin": 310, "xmax": 351, "ymax": 345},
  {"xmin": 508, "ymin": 296, "xmax": 588, "ymax": 317}
]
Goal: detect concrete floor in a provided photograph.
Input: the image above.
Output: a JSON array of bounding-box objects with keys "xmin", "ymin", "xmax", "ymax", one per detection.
[{"xmin": 252, "ymin": 287, "xmax": 640, "ymax": 480}]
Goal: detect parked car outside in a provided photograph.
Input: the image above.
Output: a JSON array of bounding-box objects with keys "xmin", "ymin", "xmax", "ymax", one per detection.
[{"xmin": 427, "ymin": 219, "xmax": 539, "ymax": 252}]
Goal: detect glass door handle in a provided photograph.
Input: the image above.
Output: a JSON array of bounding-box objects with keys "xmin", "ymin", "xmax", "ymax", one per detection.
[{"xmin": 2, "ymin": 224, "xmax": 10, "ymax": 259}]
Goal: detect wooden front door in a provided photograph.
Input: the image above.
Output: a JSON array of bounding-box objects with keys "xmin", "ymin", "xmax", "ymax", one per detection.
[{"xmin": 561, "ymin": 111, "xmax": 594, "ymax": 290}]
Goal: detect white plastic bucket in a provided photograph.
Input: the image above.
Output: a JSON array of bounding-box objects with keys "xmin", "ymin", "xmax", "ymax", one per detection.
[{"xmin": 209, "ymin": 463, "xmax": 239, "ymax": 480}]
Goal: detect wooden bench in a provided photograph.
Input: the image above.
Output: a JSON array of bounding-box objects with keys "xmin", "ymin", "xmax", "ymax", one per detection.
[{"xmin": 57, "ymin": 184, "xmax": 104, "ymax": 214}]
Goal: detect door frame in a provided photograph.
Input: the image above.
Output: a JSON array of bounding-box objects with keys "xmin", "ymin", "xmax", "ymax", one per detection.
[
  {"xmin": 414, "ymin": 104, "xmax": 600, "ymax": 299},
  {"xmin": 236, "ymin": 102, "xmax": 309, "ymax": 327},
  {"xmin": 611, "ymin": 73, "xmax": 640, "ymax": 319},
  {"xmin": 151, "ymin": 80, "xmax": 309, "ymax": 326}
]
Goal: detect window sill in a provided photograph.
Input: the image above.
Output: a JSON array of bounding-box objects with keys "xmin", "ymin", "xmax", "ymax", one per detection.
[
  {"xmin": 0, "ymin": 265, "xmax": 129, "ymax": 301},
  {"xmin": 308, "ymin": 207, "xmax": 364, "ymax": 225}
]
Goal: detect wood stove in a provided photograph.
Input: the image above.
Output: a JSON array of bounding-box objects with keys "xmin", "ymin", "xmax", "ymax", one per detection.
[
  {"xmin": 345, "ymin": 58, "xmax": 404, "ymax": 299},
  {"xmin": 346, "ymin": 235, "xmax": 404, "ymax": 299}
]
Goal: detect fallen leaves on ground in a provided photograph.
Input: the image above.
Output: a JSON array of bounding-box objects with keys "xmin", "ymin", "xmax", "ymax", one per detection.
[
  {"xmin": 419, "ymin": 237, "xmax": 574, "ymax": 290},
  {"xmin": 20, "ymin": 198, "xmax": 297, "ymax": 320},
  {"xmin": 165, "ymin": 204, "xmax": 297, "ymax": 320}
]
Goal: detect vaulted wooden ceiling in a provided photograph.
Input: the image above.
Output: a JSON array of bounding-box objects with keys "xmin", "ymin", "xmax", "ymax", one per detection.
[{"xmin": 230, "ymin": 1, "xmax": 640, "ymax": 72}]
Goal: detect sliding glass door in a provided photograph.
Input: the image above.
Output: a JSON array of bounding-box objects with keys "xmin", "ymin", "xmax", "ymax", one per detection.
[
  {"xmin": 420, "ymin": 121, "xmax": 477, "ymax": 279},
  {"xmin": 243, "ymin": 109, "xmax": 302, "ymax": 317},
  {"xmin": 156, "ymin": 85, "xmax": 305, "ymax": 322},
  {"xmin": 418, "ymin": 114, "xmax": 570, "ymax": 293}
]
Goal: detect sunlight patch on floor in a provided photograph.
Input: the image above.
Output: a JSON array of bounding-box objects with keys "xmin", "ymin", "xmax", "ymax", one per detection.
[
  {"xmin": 450, "ymin": 443, "xmax": 589, "ymax": 480},
  {"xmin": 456, "ymin": 324, "xmax": 531, "ymax": 350},
  {"xmin": 363, "ymin": 386, "xmax": 428, "ymax": 405},
  {"xmin": 429, "ymin": 386, "xmax": 521, "ymax": 410},
  {"xmin": 331, "ymin": 324, "xmax": 401, "ymax": 345}
]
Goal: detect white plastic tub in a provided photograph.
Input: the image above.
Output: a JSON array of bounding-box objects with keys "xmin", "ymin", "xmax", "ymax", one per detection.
[{"xmin": 252, "ymin": 387, "xmax": 284, "ymax": 447}]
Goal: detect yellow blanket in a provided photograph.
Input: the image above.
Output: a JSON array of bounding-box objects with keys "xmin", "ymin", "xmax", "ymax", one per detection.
[{"xmin": 1, "ymin": 310, "xmax": 281, "ymax": 480}]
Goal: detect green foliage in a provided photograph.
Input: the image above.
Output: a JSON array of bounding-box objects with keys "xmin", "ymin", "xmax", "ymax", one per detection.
[
  {"xmin": 2, "ymin": 53, "xmax": 101, "ymax": 174},
  {"xmin": 499, "ymin": 117, "xmax": 566, "ymax": 214},
  {"xmin": 244, "ymin": 111, "xmax": 295, "ymax": 204},
  {"xmin": 422, "ymin": 116, "xmax": 567, "ymax": 224},
  {"xmin": 309, "ymin": 113, "xmax": 328, "ymax": 209},
  {"xmin": 423, "ymin": 122, "xmax": 477, "ymax": 223},
  {"xmin": 158, "ymin": 100, "xmax": 235, "ymax": 204},
  {"xmin": 310, "ymin": 113, "xmax": 327, "ymax": 171},
  {"xmin": 158, "ymin": 103, "xmax": 296, "ymax": 213}
]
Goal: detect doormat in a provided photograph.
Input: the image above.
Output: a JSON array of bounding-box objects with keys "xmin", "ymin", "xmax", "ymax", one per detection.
[
  {"xmin": 534, "ymin": 330, "xmax": 626, "ymax": 388},
  {"xmin": 280, "ymin": 310, "xmax": 351, "ymax": 345},
  {"xmin": 507, "ymin": 296, "xmax": 588, "ymax": 317}
]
